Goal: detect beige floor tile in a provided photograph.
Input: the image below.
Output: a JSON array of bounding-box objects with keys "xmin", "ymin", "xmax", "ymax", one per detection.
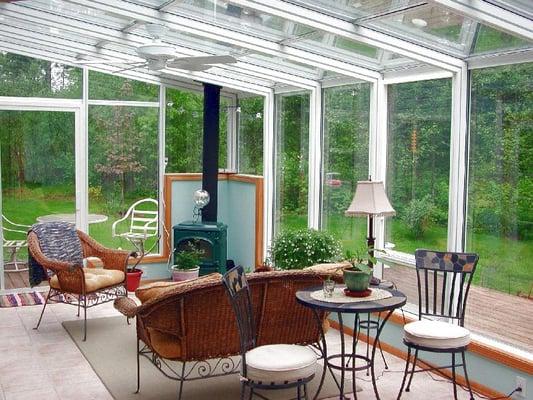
[
  {"xmin": 0, "ymin": 367, "xmax": 49, "ymax": 393},
  {"xmin": 3, "ymin": 387, "xmax": 59, "ymax": 400},
  {"xmin": 55, "ymin": 380, "xmax": 113, "ymax": 400},
  {"xmin": 0, "ymin": 309, "xmax": 22, "ymax": 329}
]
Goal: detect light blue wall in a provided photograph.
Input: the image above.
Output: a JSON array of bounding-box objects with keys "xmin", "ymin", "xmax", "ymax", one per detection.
[
  {"xmin": 169, "ymin": 178, "xmax": 257, "ymax": 269},
  {"xmin": 331, "ymin": 313, "xmax": 533, "ymax": 399}
]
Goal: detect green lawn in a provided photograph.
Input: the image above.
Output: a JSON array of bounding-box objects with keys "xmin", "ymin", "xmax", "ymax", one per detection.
[
  {"xmin": 281, "ymin": 212, "xmax": 533, "ymax": 295},
  {"xmin": 2, "ymin": 185, "xmax": 158, "ymax": 264}
]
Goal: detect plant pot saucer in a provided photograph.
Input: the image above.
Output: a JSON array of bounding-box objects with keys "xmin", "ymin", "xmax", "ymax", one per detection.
[{"xmin": 344, "ymin": 288, "xmax": 372, "ymax": 298}]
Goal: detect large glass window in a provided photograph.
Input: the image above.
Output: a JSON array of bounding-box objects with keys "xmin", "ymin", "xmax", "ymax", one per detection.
[
  {"xmin": 165, "ymin": 87, "xmax": 229, "ymax": 173},
  {"xmin": 385, "ymin": 79, "xmax": 452, "ymax": 254},
  {"xmin": 322, "ymin": 84, "xmax": 370, "ymax": 252},
  {"xmin": 0, "ymin": 52, "xmax": 81, "ymax": 98},
  {"xmin": 467, "ymin": 64, "xmax": 532, "ymax": 297},
  {"xmin": 88, "ymin": 78, "xmax": 160, "ymax": 252},
  {"xmin": 238, "ymin": 96, "xmax": 264, "ymax": 175},
  {"xmin": 275, "ymin": 92, "xmax": 310, "ymax": 232},
  {"xmin": 89, "ymin": 70, "xmax": 158, "ymax": 101},
  {"xmin": 0, "ymin": 110, "xmax": 75, "ymax": 289}
]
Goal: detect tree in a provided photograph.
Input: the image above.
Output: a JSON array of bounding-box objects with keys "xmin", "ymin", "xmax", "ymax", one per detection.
[{"xmin": 94, "ymin": 82, "xmax": 146, "ymax": 205}]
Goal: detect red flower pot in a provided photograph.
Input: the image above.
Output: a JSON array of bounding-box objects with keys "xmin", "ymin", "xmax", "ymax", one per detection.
[{"xmin": 126, "ymin": 268, "xmax": 143, "ymax": 292}]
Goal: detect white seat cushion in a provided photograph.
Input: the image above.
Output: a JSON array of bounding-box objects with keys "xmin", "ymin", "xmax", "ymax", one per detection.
[
  {"xmin": 404, "ymin": 320, "xmax": 471, "ymax": 349},
  {"xmin": 245, "ymin": 344, "xmax": 317, "ymax": 383},
  {"xmin": 50, "ymin": 268, "xmax": 125, "ymax": 293}
]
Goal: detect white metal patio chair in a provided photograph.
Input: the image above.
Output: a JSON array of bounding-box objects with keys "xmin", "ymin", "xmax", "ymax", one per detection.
[
  {"xmin": 2, "ymin": 214, "xmax": 31, "ymax": 272},
  {"xmin": 112, "ymin": 199, "xmax": 159, "ymax": 263}
]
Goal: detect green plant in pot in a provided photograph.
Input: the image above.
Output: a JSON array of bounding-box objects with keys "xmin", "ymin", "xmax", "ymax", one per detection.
[
  {"xmin": 343, "ymin": 247, "xmax": 376, "ymax": 292},
  {"xmin": 172, "ymin": 242, "xmax": 205, "ymax": 282}
]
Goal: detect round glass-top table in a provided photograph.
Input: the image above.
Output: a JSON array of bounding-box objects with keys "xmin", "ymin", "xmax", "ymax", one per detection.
[
  {"xmin": 36, "ymin": 213, "xmax": 108, "ymax": 224},
  {"xmin": 296, "ymin": 285, "xmax": 406, "ymax": 400}
]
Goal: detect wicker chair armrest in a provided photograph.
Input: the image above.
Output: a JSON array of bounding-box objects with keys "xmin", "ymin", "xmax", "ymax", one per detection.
[
  {"xmin": 114, "ymin": 297, "xmax": 139, "ymax": 318},
  {"xmin": 27, "ymin": 232, "xmax": 81, "ymax": 273}
]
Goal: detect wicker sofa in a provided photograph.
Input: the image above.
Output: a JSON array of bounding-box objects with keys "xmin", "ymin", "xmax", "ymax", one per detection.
[{"xmin": 115, "ymin": 267, "xmax": 340, "ymax": 397}]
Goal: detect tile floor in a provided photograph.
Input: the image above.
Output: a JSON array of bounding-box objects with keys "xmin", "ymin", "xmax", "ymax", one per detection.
[{"xmin": 0, "ymin": 300, "xmax": 482, "ymax": 400}]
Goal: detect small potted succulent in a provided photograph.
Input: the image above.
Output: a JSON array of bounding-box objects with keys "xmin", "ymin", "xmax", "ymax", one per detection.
[
  {"xmin": 172, "ymin": 242, "xmax": 204, "ymax": 282},
  {"xmin": 343, "ymin": 247, "xmax": 376, "ymax": 293}
]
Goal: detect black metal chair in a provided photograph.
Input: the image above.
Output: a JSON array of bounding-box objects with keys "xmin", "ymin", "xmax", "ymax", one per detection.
[
  {"xmin": 397, "ymin": 249, "xmax": 479, "ymax": 400},
  {"xmin": 222, "ymin": 266, "xmax": 317, "ymax": 400}
]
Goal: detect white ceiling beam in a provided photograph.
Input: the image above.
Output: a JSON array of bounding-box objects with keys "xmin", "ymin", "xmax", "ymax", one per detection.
[
  {"xmin": 228, "ymin": 0, "xmax": 464, "ymax": 71},
  {"xmin": 431, "ymin": 0, "xmax": 533, "ymax": 42},
  {"xmin": 0, "ymin": 4, "xmax": 318, "ymax": 89},
  {"xmin": 60, "ymin": 0, "xmax": 380, "ymax": 82}
]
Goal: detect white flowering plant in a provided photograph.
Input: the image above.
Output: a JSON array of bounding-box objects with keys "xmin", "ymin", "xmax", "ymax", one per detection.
[{"xmin": 269, "ymin": 229, "xmax": 342, "ymax": 270}]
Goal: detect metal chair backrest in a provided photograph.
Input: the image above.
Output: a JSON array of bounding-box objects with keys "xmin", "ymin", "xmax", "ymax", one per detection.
[
  {"xmin": 222, "ymin": 266, "xmax": 256, "ymax": 374},
  {"xmin": 2, "ymin": 214, "xmax": 30, "ymax": 240},
  {"xmin": 125, "ymin": 199, "xmax": 159, "ymax": 237},
  {"xmin": 414, "ymin": 249, "xmax": 479, "ymax": 326}
]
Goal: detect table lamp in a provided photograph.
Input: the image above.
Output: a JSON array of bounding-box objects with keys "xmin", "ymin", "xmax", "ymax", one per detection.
[{"xmin": 345, "ymin": 180, "xmax": 395, "ymax": 282}]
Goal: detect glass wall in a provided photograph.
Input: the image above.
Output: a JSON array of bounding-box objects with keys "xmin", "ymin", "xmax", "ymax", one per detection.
[
  {"xmin": 0, "ymin": 53, "xmax": 81, "ymax": 98},
  {"xmin": 275, "ymin": 92, "xmax": 310, "ymax": 232},
  {"xmin": 238, "ymin": 96, "xmax": 264, "ymax": 175},
  {"xmin": 0, "ymin": 110, "xmax": 75, "ymax": 288},
  {"xmin": 385, "ymin": 79, "xmax": 452, "ymax": 254},
  {"xmin": 88, "ymin": 74, "xmax": 160, "ymax": 252},
  {"xmin": 322, "ymin": 84, "xmax": 370, "ymax": 253},
  {"xmin": 165, "ymin": 87, "xmax": 229, "ymax": 173},
  {"xmin": 467, "ymin": 63, "xmax": 533, "ymax": 296}
]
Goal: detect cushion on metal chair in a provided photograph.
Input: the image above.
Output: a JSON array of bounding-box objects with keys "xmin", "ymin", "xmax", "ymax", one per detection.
[
  {"xmin": 245, "ymin": 344, "xmax": 317, "ymax": 383},
  {"xmin": 50, "ymin": 268, "xmax": 125, "ymax": 293},
  {"xmin": 404, "ymin": 320, "xmax": 471, "ymax": 349}
]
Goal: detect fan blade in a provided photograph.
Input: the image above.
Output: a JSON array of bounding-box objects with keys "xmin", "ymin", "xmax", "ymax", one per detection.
[
  {"xmin": 168, "ymin": 55, "xmax": 236, "ymax": 68},
  {"xmin": 113, "ymin": 63, "xmax": 149, "ymax": 73},
  {"xmin": 168, "ymin": 63, "xmax": 212, "ymax": 72}
]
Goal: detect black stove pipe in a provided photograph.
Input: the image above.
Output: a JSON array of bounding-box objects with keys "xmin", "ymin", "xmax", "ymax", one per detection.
[{"xmin": 201, "ymin": 83, "xmax": 221, "ymax": 223}]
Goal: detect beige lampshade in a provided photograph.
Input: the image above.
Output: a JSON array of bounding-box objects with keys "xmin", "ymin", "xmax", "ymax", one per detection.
[{"xmin": 345, "ymin": 181, "xmax": 396, "ymax": 217}]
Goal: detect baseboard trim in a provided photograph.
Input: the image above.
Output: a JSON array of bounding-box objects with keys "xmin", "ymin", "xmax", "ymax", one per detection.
[{"xmin": 328, "ymin": 319, "xmax": 506, "ymax": 399}]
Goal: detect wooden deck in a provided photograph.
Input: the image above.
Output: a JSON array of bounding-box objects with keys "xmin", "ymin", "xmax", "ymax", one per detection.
[{"xmin": 384, "ymin": 264, "xmax": 533, "ymax": 352}]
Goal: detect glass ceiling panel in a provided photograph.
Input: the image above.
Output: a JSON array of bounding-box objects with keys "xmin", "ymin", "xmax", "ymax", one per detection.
[
  {"xmin": 285, "ymin": 0, "xmax": 424, "ymax": 21},
  {"xmin": 164, "ymin": 0, "xmax": 315, "ymax": 42},
  {"xmin": 473, "ymin": 25, "xmax": 531, "ymax": 55},
  {"xmin": 367, "ymin": 5, "xmax": 470, "ymax": 53},
  {"xmin": 23, "ymin": 0, "xmax": 135, "ymax": 30}
]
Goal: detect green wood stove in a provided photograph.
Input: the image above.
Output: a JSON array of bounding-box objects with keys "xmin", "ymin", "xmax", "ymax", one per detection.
[{"xmin": 173, "ymin": 221, "xmax": 227, "ymax": 275}]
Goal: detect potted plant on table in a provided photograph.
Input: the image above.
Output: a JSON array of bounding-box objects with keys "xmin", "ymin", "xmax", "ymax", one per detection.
[
  {"xmin": 126, "ymin": 265, "xmax": 144, "ymax": 292},
  {"xmin": 343, "ymin": 247, "xmax": 376, "ymax": 294},
  {"xmin": 172, "ymin": 242, "xmax": 204, "ymax": 282}
]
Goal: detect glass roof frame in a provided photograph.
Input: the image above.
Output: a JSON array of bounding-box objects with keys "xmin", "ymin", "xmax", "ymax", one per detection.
[{"xmin": 0, "ymin": 0, "xmax": 530, "ymax": 95}]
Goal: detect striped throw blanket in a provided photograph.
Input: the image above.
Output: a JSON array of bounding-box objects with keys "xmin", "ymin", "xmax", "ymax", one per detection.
[{"xmin": 28, "ymin": 222, "xmax": 83, "ymax": 287}]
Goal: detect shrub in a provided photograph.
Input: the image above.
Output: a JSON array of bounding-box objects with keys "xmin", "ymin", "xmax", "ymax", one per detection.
[
  {"xmin": 401, "ymin": 196, "xmax": 435, "ymax": 238},
  {"xmin": 270, "ymin": 229, "xmax": 342, "ymax": 270}
]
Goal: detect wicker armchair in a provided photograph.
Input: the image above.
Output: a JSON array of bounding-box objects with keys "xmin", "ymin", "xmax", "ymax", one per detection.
[
  {"xmin": 29, "ymin": 229, "xmax": 137, "ymax": 341},
  {"xmin": 115, "ymin": 268, "xmax": 334, "ymax": 400}
]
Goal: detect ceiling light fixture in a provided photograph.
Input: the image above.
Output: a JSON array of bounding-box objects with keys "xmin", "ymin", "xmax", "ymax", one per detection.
[{"xmin": 411, "ymin": 18, "xmax": 428, "ymax": 28}]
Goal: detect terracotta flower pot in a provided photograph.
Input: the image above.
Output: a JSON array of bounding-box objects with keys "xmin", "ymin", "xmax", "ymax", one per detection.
[
  {"xmin": 343, "ymin": 267, "xmax": 371, "ymax": 292},
  {"xmin": 126, "ymin": 268, "xmax": 143, "ymax": 292},
  {"xmin": 172, "ymin": 266, "xmax": 200, "ymax": 282}
]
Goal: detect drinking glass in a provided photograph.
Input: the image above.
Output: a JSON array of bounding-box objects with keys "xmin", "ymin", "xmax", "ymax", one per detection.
[{"xmin": 323, "ymin": 279, "xmax": 335, "ymax": 298}]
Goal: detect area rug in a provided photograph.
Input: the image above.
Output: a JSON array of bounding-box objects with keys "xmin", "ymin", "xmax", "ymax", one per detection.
[
  {"xmin": 0, "ymin": 290, "xmax": 48, "ymax": 307},
  {"xmin": 63, "ymin": 316, "xmax": 348, "ymax": 400}
]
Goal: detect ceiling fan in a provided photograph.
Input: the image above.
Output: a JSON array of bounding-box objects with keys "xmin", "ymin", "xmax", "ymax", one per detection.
[{"xmin": 73, "ymin": 23, "xmax": 237, "ymax": 72}]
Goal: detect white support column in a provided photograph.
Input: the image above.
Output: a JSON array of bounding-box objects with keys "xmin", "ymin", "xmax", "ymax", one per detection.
[
  {"xmin": 263, "ymin": 90, "xmax": 275, "ymax": 259},
  {"xmin": 158, "ymin": 85, "xmax": 166, "ymax": 257},
  {"xmin": 371, "ymin": 77, "xmax": 388, "ymax": 279},
  {"xmin": 226, "ymin": 94, "xmax": 238, "ymax": 172},
  {"xmin": 448, "ymin": 63, "xmax": 470, "ymax": 252},
  {"xmin": 76, "ymin": 67, "xmax": 89, "ymax": 233},
  {"xmin": 308, "ymin": 83, "xmax": 322, "ymax": 229}
]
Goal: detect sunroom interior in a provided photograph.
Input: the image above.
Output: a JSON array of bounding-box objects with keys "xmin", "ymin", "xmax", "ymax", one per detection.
[{"xmin": 0, "ymin": 0, "xmax": 531, "ymax": 399}]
